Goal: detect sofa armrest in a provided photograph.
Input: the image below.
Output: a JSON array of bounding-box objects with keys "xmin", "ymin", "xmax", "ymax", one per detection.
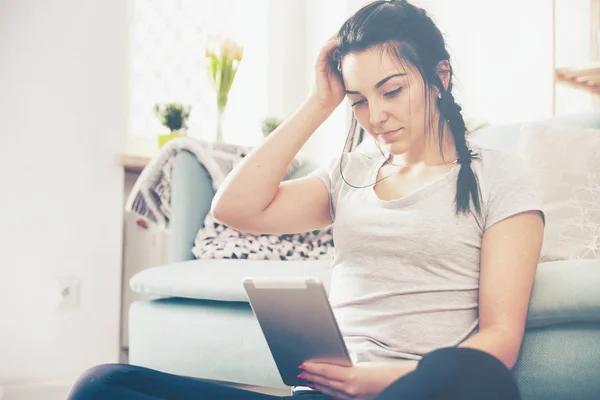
[
  {"xmin": 169, "ymin": 150, "xmax": 214, "ymax": 263},
  {"xmin": 526, "ymin": 259, "xmax": 600, "ymax": 328}
]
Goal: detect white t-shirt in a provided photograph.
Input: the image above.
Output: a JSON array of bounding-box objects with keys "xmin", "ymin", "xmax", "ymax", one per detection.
[{"xmin": 308, "ymin": 146, "xmax": 544, "ymax": 363}]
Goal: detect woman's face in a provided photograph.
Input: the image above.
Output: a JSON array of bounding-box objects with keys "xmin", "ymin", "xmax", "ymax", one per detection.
[{"xmin": 341, "ymin": 46, "xmax": 439, "ymax": 155}]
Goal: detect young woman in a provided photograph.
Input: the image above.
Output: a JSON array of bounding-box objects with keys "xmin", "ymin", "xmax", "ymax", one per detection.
[{"xmin": 68, "ymin": 1, "xmax": 544, "ymax": 399}]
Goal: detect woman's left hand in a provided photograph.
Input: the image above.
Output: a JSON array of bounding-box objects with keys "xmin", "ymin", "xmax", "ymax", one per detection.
[{"xmin": 297, "ymin": 361, "xmax": 415, "ymax": 400}]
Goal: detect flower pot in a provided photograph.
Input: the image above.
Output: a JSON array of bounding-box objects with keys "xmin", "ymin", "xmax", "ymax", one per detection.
[{"xmin": 158, "ymin": 132, "xmax": 187, "ymax": 148}]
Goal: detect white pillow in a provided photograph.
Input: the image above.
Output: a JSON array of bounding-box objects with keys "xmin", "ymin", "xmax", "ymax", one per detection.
[{"xmin": 518, "ymin": 123, "xmax": 600, "ymax": 261}]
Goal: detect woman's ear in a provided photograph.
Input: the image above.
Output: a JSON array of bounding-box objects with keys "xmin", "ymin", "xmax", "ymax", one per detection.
[{"xmin": 436, "ymin": 60, "xmax": 451, "ymax": 92}]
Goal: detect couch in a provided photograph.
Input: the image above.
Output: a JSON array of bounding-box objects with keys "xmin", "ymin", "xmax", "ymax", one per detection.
[{"xmin": 129, "ymin": 112, "xmax": 600, "ymax": 399}]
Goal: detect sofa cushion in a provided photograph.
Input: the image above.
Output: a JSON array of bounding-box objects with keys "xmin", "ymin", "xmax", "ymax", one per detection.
[
  {"xmin": 518, "ymin": 123, "xmax": 600, "ymax": 262},
  {"xmin": 192, "ymin": 213, "xmax": 334, "ymax": 261},
  {"xmin": 466, "ymin": 111, "xmax": 600, "ymax": 154},
  {"xmin": 131, "ymin": 259, "xmax": 600, "ymax": 327},
  {"xmin": 526, "ymin": 259, "xmax": 600, "ymax": 328},
  {"xmin": 467, "ymin": 122, "xmax": 524, "ymax": 154},
  {"xmin": 130, "ymin": 259, "xmax": 332, "ymax": 302},
  {"xmin": 129, "ymin": 296, "xmax": 600, "ymax": 397}
]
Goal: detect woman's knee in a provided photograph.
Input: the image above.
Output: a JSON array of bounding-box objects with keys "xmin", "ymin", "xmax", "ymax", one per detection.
[
  {"xmin": 67, "ymin": 363, "xmax": 131, "ymax": 399},
  {"xmin": 420, "ymin": 347, "xmax": 510, "ymax": 375},
  {"xmin": 418, "ymin": 347, "xmax": 520, "ymax": 399}
]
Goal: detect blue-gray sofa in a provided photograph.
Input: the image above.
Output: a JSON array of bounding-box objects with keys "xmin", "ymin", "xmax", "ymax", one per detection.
[{"xmin": 129, "ymin": 112, "xmax": 600, "ymax": 399}]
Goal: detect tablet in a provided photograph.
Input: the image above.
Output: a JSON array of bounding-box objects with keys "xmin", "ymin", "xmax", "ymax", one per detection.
[{"xmin": 243, "ymin": 277, "xmax": 353, "ymax": 387}]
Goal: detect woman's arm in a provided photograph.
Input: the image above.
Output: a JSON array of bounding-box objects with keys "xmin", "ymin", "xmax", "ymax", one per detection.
[
  {"xmin": 211, "ymin": 95, "xmax": 331, "ymax": 221},
  {"xmin": 459, "ymin": 210, "xmax": 544, "ymax": 368},
  {"xmin": 211, "ymin": 35, "xmax": 344, "ymax": 227}
]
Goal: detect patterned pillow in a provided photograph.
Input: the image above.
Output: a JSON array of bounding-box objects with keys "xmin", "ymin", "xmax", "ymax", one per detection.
[
  {"xmin": 192, "ymin": 213, "xmax": 335, "ymax": 261},
  {"xmin": 518, "ymin": 123, "xmax": 600, "ymax": 261}
]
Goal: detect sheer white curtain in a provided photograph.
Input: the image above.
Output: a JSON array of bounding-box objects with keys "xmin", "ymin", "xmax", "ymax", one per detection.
[{"xmin": 128, "ymin": 0, "xmax": 269, "ymax": 146}]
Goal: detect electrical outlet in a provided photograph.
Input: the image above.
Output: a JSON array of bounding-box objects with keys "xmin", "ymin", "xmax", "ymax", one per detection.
[{"xmin": 55, "ymin": 277, "xmax": 81, "ymax": 311}]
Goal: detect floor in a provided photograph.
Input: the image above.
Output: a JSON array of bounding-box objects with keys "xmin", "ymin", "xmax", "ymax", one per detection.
[
  {"xmin": 1, "ymin": 384, "xmax": 71, "ymax": 400},
  {"xmin": 0, "ymin": 381, "xmax": 289, "ymax": 399},
  {"xmin": 218, "ymin": 382, "xmax": 290, "ymax": 396}
]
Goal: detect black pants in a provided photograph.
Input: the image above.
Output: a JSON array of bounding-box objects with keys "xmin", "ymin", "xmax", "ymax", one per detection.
[{"xmin": 67, "ymin": 347, "xmax": 521, "ymax": 399}]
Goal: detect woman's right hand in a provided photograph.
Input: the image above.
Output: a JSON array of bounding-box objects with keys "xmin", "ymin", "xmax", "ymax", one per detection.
[{"xmin": 312, "ymin": 35, "xmax": 345, "ymax": 112}]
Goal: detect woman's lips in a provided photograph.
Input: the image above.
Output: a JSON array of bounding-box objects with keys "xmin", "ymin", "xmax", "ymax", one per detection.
[{"xmin": 380, "ymin": 128, "xmax": 402, "ymax": 141}]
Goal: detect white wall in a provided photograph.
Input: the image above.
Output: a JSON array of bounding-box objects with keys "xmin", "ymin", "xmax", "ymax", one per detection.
[
  {"xmin": 413, "ymin": 0, "xmax": 553, "ymax": 123},
  {"xmin": 267, "ymin": 0, "xmax": 308, "ymax": 123},
  {"xmin": 417, "ymin": 0, "xmax": 593, "ymax": 124},
  {"xmin": 0, "ymin": 0, "xmax": 126, "ymax": 386},
  {"xmin": 301, "ymin": 0, "xmax": 356, "ymax": 163}
]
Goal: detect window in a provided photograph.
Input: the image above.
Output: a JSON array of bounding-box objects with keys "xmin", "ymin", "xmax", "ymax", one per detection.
[{"xmin": 128, "ymin": 0, "xmax": 269, "ymax": 145}]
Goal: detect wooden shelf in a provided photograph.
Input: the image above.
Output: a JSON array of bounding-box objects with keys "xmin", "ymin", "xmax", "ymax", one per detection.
[
  {"xmin": 116, "ymin": 153, "xmax": 151, "ymax": 173},
  {"xmin": 116, "ymin": 136, "xmax": 160, "ymax": 173},
  {"xmin": 555, "ymin": 63, "xmax": 600, "ymax": 95}
]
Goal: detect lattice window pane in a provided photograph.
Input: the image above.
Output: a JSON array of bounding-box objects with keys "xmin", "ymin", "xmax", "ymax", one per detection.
[{"xmin": 128, "ymin": 0, "xmax": 269, "ymax": 145}]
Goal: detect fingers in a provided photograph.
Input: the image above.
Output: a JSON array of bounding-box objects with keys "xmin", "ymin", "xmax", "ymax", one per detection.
[
  {"xmin": 323, "ymin": 34, "xmax": 338, "ymax": 51},
  {"xmin": 301, "ymin": 362, "xmax": 347, "ymax": 382},
  {"xmin": 319, "ymin": 33, "xmax": 339, "ymax": 61},
  {"xmin": 297, "ymin": 363, "xmax": 357, "ymax": 400},
  {"xmin": 299, "ymin": 371, "xmax": 346, "ymax": 391}
]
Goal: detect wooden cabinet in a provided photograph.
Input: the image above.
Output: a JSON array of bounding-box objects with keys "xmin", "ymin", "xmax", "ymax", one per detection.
[{"xmin": 117, "ymin": 151, "xmax": 167, "ymax": 362}]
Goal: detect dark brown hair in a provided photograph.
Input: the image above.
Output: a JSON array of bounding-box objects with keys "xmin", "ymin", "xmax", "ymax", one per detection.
[{"xmin": 330, "ymin": 0, "xmax": 481, "ymax": 216}]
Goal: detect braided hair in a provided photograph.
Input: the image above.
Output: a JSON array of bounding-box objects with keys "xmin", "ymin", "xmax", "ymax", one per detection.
[
  {"xmin": 330, "ymin": 0, "xmax": 481, "ymax": 216},
  {"xmin": 439, "ymin": 87, "xmax": 481, "ymax": 214}
]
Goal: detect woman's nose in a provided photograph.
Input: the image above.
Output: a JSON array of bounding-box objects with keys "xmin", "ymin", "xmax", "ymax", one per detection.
[{"xmin": 369, "ymin": 101, "xmax": 388, "ymax": 128}]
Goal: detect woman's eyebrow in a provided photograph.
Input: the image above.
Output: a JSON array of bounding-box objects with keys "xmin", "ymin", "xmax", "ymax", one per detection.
[{"xmin": 345, "ymin": 73, "xmax": 407, "ymax": 94}]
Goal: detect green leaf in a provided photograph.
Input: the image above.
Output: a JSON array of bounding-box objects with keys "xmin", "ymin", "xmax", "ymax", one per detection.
[
  {"xmin": 154, "ymin": 102, "xmax": 192, "ymax": 132},
  {"xmin": 207, "ymin": 54, "xmax": 219, "ymax": 89}
]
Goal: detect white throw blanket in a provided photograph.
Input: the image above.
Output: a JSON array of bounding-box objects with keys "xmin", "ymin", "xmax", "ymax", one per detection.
[{"xmin": 125, "ymin": 137, "xmax": 302, "ymax": 228}]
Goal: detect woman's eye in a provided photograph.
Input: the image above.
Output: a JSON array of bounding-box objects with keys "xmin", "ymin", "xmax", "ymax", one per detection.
[
  {"xmin": 350, "ymin": 88, "xmax": 402, "ymax": 107},
  {"xmin": 384, "ymin": 87, "xmax": 403, "ymax": 97}
]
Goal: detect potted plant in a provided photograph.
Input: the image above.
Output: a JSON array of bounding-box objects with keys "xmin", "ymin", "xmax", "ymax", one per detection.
[
  {"xmin": 154, "ymin": 103, "xmax": 192, "ymax": 147},
  {"xmin": 261, "ymin": 117, "xmax": 283, "ymax": 138}
]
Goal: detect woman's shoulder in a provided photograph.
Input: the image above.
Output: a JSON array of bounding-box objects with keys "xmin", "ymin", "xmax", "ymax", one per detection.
[
  {"xmin": 471, "ymin": 146, "xmax": 538, "ymax": 200},
  {"xmin": 471, "ymin": 146, "xmax": 528, "ymax": 177},
  {"xmin": 469, "ymin": 146, "xmax": 544, "ymax": 228}
]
